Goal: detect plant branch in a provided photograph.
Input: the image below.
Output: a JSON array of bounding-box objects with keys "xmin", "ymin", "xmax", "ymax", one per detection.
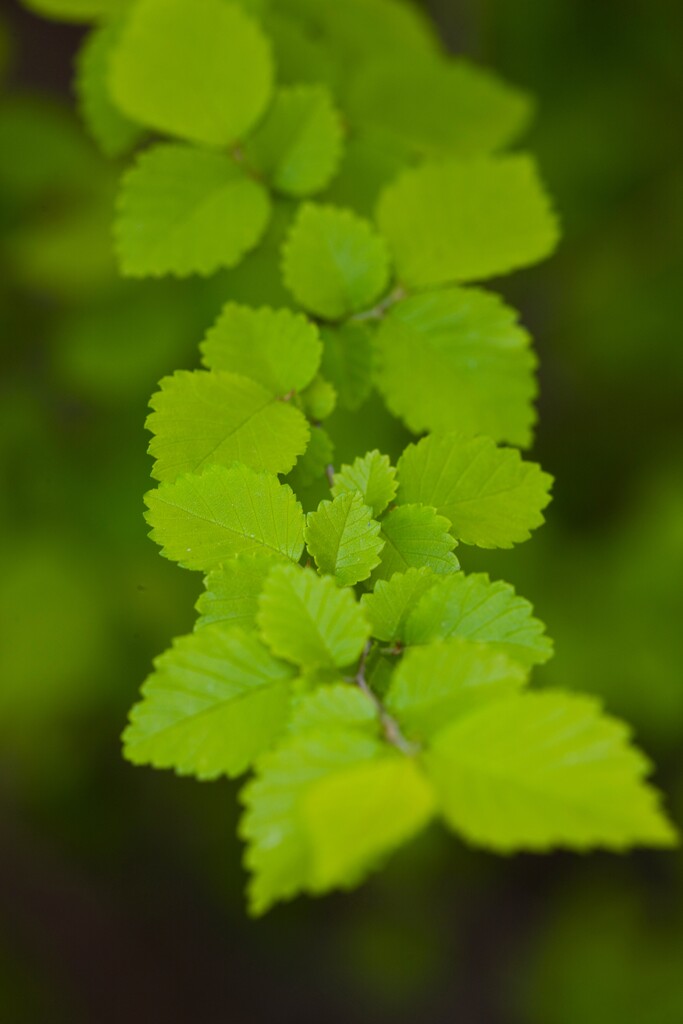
[
  {"xmin": 351, "ymin": 285, "xmax": 407, "ymax": 323},
  {"xmin": 354, "ymin": 642, "xmax": 418, "ymax": 755}
]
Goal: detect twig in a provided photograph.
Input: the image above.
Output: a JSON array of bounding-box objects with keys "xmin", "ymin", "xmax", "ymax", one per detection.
[
  {"xmin": 354, "ymin": 642, "xmax": 418, "ymax": 755},
  {"xmin": 350, "ymin": 285, "xmax": 407, "ymax": 323}
]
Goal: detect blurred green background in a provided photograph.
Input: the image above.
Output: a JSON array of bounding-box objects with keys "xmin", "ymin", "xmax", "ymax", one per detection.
[{"xmin": 0, "ymin": 0, "xmax": 681, "ymax": 1021}]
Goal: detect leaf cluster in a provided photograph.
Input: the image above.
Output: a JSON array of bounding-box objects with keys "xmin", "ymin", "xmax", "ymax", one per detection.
[{"xmin": 28, "ymin": 0, "xmax": 677, "ymax": 911}]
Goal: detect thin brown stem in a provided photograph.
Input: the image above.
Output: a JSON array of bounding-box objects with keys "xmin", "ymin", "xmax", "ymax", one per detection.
[
  {"xmin": 350, "ymin": 285, "xmax": 407, "ymax": 323},
  {"xmin": 354, "ymin": 642, "xmax": 419, "ymax": 755}
]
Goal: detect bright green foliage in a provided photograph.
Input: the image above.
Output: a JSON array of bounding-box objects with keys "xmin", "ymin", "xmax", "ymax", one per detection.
[
  {"xmin": 241, "ymin": 722, "xmax": 434, "ymax": 914},
  {"xmin": 116, "ymin": 144, "xmax": 270, "ymax": 277},
  {"xmin": 34, "ymin": 0, "xmax": 674, "ymax": 914},
  {"xmin": 110, "ymin": 0, "xmax": 273, "ymax": 147},
  {"xmin": 397, "ymin": 433, "xmax": 553, "ymax": 548},
  {"xmin": 75, "ymin": 21, "xmax": 143, "ymax": 157},
  {"xmin": 426, "ymin": 693, "xmax": 678, "ymax": 851},
  {"xmin": 332, "ymin": 450, "xmax": 397, "ymax": 517},
  {"xmin": 360, "ymin": 567, "xmax": 439, "ymax": 643},
  {"xmin": 377, "ymin": 154, "xmax": 560, "ymax": 288},
  {"xmin": 404, "ymin": 572, "xmax": 553, "ymax": 667},
  {"xmin": 201, "ymin": 303, "xmax": 321, "ymax": 397},
  {"xmin": 299, "ymin": 376, "xmax": 337, "ymax": 421},
  {"xmin": 320, "ymin": 322, "xmax": 374, "ymax": 410},
  {"xmin": 123, "ymin": 625, "xmax": 295, "ymax": 779},
  {"xmin": 244, "ymin": 85, "xmax": 343, "ymax": 197},
  {"xmin": 274, "ymin": 0, "xmax": 440, "ymax": 75},
  {"xmin": 304, "ymin": 492, "xmax": 383, "ymax": 586},
  {"xmin": 145, "ymin": 464, "xmax": 305, "ymax": 570},
  {"xmin": 282, "ymin": 203, "xmax": 390, "ymax": 319},
  {"xmin": 263, "ymin": 10, "xmax": 336, "ymax": 91},
  {"xmin": 196, "ymin": 552, "xmax": 279, "ymax": 631},
  {"xmin": 372, "ymin": 505, "xmax": 459, "ymax": 582},
  {"xmin": 257, "ymin": 563, "xmax": 370, "ymax": 669},
  {"xmin": 386, "ymin": 639, "xmax": 526, "ymax": 740},
  {"xmin": 146, "ymin": 370, "xmax": 310, "ymax": 481},
  {"xmin": 374, "ymin": 287, "xmax": 537, "ymax": 446},
  {"xmin": 349, "ymin": 56, "xmax": 531, "ymax": 157},
  {"xmin": 287, "ymin": 684, "xmax": 377, "ymax": 735}
]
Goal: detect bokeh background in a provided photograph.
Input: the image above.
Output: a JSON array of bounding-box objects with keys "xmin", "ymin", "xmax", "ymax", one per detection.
[{"xmin": 1, "ymin": 1, "xmax": 681, "ymax": 1021}]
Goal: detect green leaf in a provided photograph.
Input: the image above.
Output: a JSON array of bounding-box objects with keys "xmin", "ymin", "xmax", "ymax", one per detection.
[
  {"xmin": 425, "ymin": 692, "xmax": 677, "ymax": 851},
  {"xmin": 196, "ymin": 551, "xmax": 278, "ymax": 631},
  {"xmin": 377, "ymin": 154, "xmax": 560, "ymax": 288},
  {"xmin": 201, "ymin": 303, "xmax": 321, "ymax": 397},
  {"xmin": 271, "ymin": 0, "xmax": 439, "ymax": 74},
  {"xmin": 299, "ymin": 376, "xmax": 337, "ymax": 421},
  {"xmin": 360, "ymin": 567, "xmax": 439, "ymax": 643},
  {"xmin": 387, "ymin": 639, "xmax": 526, "ymax": 741},
  {"xmin": 116, "ymin": 144, "xmax": 270, "ymax": 277},
  {"xmin": 244, "ymin": 85, "xmax": 343, "ymax": 197},
  {"xmin": 332, "ymin": 450, "xmax": 397, "ymax": 517},
  {"xmin": 147, "ymin": 370, "xmax": 310, "ymax": 481},
  {"xmin": 282, "ymin": 203, "xmax": 390, "ymax": 320},
  {"xmin": 75, "ymin": 21, "xmax": 144, "ymax": 157},
  {"xmin": 371, "ymin": 504, "xmax": 459, "ymax": 583},
  {"xmin": 145, "ymin": 463, "xmax": 305, "ymax": 571},
  {"xmin": 123, "ymin": 625, "xmax": 294, "ymax": 780},
  {"xmin": 241, "ymin": 725, "xmax": 434, "ymax": 913},
  {"xmin": 349, "ymin": 55, "xmax": 532, "ymax": 157},
  {"xmin": 263, "ymin": 10, "xmax": 338, "ymax": 91},
  {"xmin": 305, "ymin": 492, "xmax": 384, "ymax": 586},
  {"xmin": 404, "ymin": 571, "xmax": 553, "ymax": 668},
  {"xmin": 257, "ymin": 563, "xmax": 369, "ymax": 669},
  {"xmin": 288, "ymin": 684, "xmax": 378, "ymax": 736},
  {"xmin": 320, "ymin": 321, "xmax": 374, "ymax": 411},
  {"xmin": 287, "ymin": 426, "xmax": 334, "ymax": 490},
  {"xmin": 323, "ymin": 130, "xmax": 412, "ymax": 219},
  {"xmin": 373, "ymin": 287, "xmax": 537, "ymax": 447},
  {"xmin": 110, "ymin": 0, "xmax": 273, "ymax": 146},
  {"xmin": 397, "ymin": 433, "xmax": 553, "ymax": 548}
]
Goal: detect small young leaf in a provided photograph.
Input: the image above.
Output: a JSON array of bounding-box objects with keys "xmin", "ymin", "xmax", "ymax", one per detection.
[
  {"xmin": 360, "ymin": 567, "xmax": 439, "ymax": 643},
  {"xmin": 404, "ymin": 571, "xmax": 553, "ymax": 667},
  {"xmin": 372, "ymin": 504, "xmax": 459, "ymax": 582},
  {"xmin": 320, "ymin": 321, "xmax": 374, "ymax": 410},
  {"xmin": 196, "ymin": 551, "xmax": 278, "ymax": 631},
  {"xmin": 241, "ymin": 725, "xmax": 433, "ymax": 914},
  {"xmin": 257, "ymin": 563, "xmax": 369, "ymax": 670},
  {"xmin": 374, "ymin": 287, "xmax": 537, "ymax": 447},
  {"xmin": 75, "ymin": 21, "xmax": 144, "ymax": 157},
  {"xmin": 425, "ymin": 692, "xmax": 677, "ymax": 851},
  {"xmin": 305, "ymin": 492, "xmax": 384, "ymax": 586},
  {"xmin": 332, "ymin": 450, "xmax": 397, "ymax": 517},
  {"xmin": 110, "ymin": 0, "xmax": 273, "ymax": 146},
  {"xmin": 282, "ymin": 203, "xmax": 390, "ymax": 320},
  {"xmin": 116, "ymin": 144, "xmax": 270, "ymax": 277},
  {"xmin": 201, "ymin": 303, "xmax": 322, "ymax": 397},
  {"xmin": 244, "ymin": 84, "xmax": 344, "ymax": 197},
  {"xmin": 397, "ymin": 433, "xmax": 553, "ymax": 548},
  {"xmin": 377, "ymin": 154, "xmax": 559, "ymax": 288},
  {"xmin": 349, "ymin": 55, "xmax": 531, "ymax": 158},
  {"xmin": 147, "ymin": 370, "xmax": 310, "ymax": 481},
  {"xmin": 387, "ymin": 638, "xmax": 526, "ymax": 741},
  {"xmin": 123, "ymin": 625, "xmax": 295, "ymax": 780},
  {"xmin": 299, "ymin": 376, "xmax": 337, "ymax": 422},
  {"xmin": 145, "ymin": 463, "xmax": 305, "ymax": 571}
]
